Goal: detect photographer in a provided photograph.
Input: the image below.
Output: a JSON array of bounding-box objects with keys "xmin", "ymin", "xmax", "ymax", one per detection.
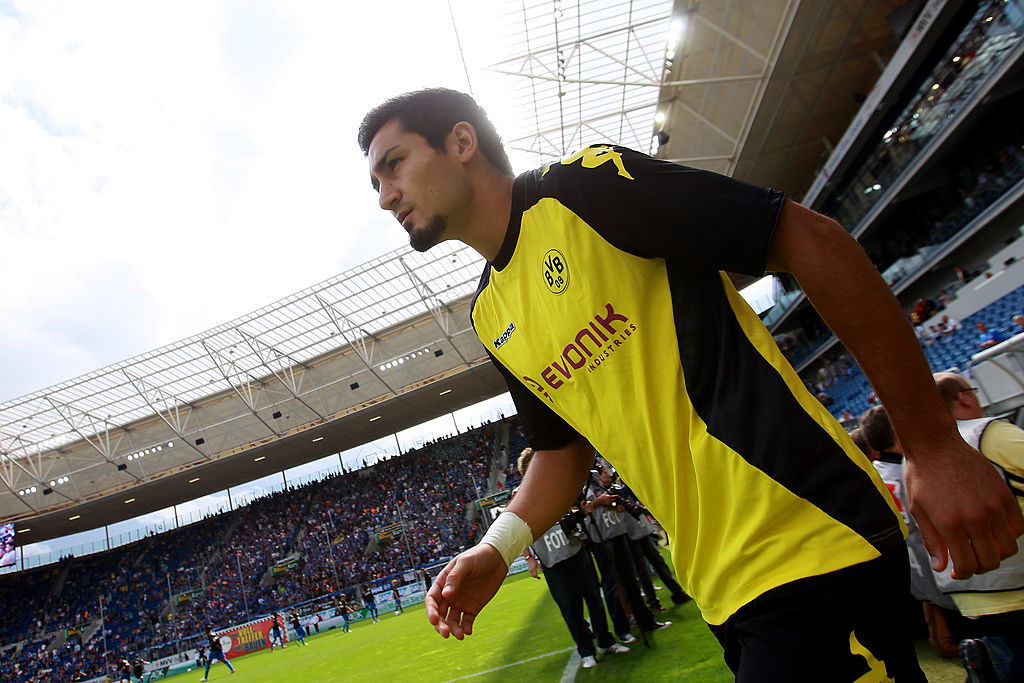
[
  {"xmin": 517, "ymin": 449, "xmax": 629, "ymax": 669},
  {"xmin": 622, "ymin": 488, "xmax": 690, "ymax": 611},
  {"xmin": 582, "ymin": 458, "xmax": 670, "ymax": 642}
]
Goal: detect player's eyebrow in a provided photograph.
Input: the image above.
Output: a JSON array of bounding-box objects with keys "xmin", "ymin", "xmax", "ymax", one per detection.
[{"xmin": 369, "ymin": 145, "xmax": 400, "ymax": 192}]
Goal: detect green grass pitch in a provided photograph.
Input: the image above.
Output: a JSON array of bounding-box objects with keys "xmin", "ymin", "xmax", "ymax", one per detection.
[{"xmin": 177, "ymin": 571, "xmax": 734, "ymax": 682}]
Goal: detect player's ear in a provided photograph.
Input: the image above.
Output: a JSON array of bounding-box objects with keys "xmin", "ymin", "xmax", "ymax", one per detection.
[{"xmin": 450, "ymin": 122, "xmax": 478, "ymax": 162}]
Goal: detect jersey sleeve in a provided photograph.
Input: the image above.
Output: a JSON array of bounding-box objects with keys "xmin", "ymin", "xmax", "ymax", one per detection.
[
  {"xmin": 486, "ymin": 351, "xmax": 581, "ymax": 451},
  {"xmin": 538, "ymin": 146, "xmax": 785, "ymax": 276}
]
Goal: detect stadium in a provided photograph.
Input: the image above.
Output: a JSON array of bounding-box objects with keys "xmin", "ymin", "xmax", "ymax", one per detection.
[{"xmin": 2, "ymin": 0, "xmax": 1023, "ymax": 680}]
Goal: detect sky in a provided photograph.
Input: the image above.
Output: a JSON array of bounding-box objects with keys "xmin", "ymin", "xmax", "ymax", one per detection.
[{"xmin": 0, "ymin": 0, "xmax": 515, "ymax": 403}]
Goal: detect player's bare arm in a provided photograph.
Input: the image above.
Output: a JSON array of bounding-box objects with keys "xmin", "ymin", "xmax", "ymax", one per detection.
[
  {"xmin": 765, "ymin": 199, "xmax": 1024, "ymax": 579},
  {"xmin": 425, "ymin": 437, "xmax": 593, "ymax": 639}
]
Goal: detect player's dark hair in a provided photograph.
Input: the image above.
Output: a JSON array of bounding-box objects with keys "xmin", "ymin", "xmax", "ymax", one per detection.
[
  {"xmin": 358, "ymin": 88, "xmax": 513, "ymax": 176},
  {"xmin": 859, "ymin": 406, "xmax": 896, "ymax": 453}
]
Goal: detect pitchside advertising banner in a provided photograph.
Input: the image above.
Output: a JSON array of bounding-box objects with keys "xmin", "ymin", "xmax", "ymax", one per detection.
[{"xmin": 214, "ymin": 616, "xmax": 280, "ymax": 658}]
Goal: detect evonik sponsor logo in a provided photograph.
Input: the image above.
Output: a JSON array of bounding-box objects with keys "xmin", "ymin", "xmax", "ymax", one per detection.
[{"xmin": 521, "ymin": 303, "xmax": 638, "ymax": 399}]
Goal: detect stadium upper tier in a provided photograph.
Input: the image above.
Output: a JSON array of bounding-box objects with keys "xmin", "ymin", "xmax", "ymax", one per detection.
[{"xmin": 0, "ymin": 242, "xmax": 508, "ymax": 542}]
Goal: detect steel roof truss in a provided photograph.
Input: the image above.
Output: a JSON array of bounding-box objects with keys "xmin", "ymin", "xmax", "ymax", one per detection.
[
  {"xmin": 237, "ymin": 327, "xmax": 326, "ymax": 421},
  {"xmin": 400, "ymin": 257, "xmax": 472, "ymax": 368},
  {"xmin": 0, "ymin": 435, "xmax": 41, "ymax": 512},
  {"xmin": 317, "ymin": 294, "xmax": 398, "ymax": 396},
  {"xmin": 200, "ymin": 340, "xmax": 280, "ymax": 438},
  {"xmin": 45, "ymin": 399, "xmax": 143, "ymax": 484},
  {"xmin": 123, "ymin": 371, "xmax": 212, "ymax": 462}
]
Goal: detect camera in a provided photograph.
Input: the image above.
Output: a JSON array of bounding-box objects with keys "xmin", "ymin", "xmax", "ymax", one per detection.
[
  {"xmin": 558, "ymin": 507, "xmax": 587, "ymax": 537},
  {"xmin": 607, "ymin": 483, "xmax": 649, "ymax": 520}
]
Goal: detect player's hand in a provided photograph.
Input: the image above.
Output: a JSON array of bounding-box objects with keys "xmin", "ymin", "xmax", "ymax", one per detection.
[
  {"xmin": 425, "ymin": 544, "xmax": 507, "ymax": 639},
  {"xmin": 905, "ymin": 441, "xmax": 1024, "ymax": 579}
]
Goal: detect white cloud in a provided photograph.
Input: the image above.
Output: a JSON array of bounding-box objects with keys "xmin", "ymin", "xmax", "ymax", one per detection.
[{"xmin": 0, "ymin": 0, "xmax": 498, "ymax": 402}]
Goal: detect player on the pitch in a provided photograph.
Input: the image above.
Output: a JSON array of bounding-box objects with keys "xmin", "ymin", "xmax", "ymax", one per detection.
[
  {"xmin": 269, "ymin": 612, "xmax": 286, "ymax": 651},
  {"xmin": 289, "ymin": 608, "xmax": 308, "ymax": 646},
  {"xmin": 200, "ymin": 626, "xmax": 236, "ymax": 681}
]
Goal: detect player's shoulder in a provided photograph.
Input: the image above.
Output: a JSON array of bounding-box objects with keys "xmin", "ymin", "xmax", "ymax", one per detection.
[{"xmin": 534, "ymin": 144, "xmax": 650, "ymax": 189}]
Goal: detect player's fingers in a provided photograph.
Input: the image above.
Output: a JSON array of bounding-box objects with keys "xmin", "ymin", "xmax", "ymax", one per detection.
[
  {"xmin": 945, "ymin": 526, "xmax": 979, "ymax": 580},
  {"xmin": 1005, "ymin": 494, "xmax": 1024, "ymax": 538},
  {"xmin": 461, "ymin": 611, "xmax": 476, "ymax": 637},
  {"xmin": 426, "ymin": 564, "xmax": 454, "ymax": 633},
  {"xmin": 968, "ymin": 528, "xmax": 1001, "ymax": 575},
  {"xmin": 425, "ymin": 592, "xmax": 444, "ymax": 626},
  {"xmin": 992, "ymin": 508, "xmax": 1020, "ymax": 562},
  {"xmin": 445, "ymin": 610, "xmax": 465, "ymax": 640},
  {"xmin": 958, "ymin": 494, "xmax": 1012, "ymax": 575},
  {"xmin": 914, "ymin": 509, "xmax": 950, "ymax": 573}
]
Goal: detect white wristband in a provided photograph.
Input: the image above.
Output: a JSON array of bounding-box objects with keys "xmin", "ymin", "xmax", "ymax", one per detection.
[{"xmin": 481, "ymin": 511, "xmax": 534, "ymax": 569}]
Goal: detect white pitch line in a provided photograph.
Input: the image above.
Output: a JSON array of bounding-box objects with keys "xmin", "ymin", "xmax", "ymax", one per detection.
[
  {"xmin": 441, "ymin": 647, "xmax": 575, "ymax": 682},
  {"xmin": 560, "ymin": 650, "xmax": 582, "ymax": 683}
]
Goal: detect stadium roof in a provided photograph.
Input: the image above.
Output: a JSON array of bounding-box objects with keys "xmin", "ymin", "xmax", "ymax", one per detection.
[{"xmin": 2, "ymin": 0, "xmax": 912, "ymax": 545}]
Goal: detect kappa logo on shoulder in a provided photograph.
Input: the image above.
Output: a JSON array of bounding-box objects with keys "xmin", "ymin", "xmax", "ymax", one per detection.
[{"xmin": 543, "ymin": 249, "xmax": 569, "ymax": 294}]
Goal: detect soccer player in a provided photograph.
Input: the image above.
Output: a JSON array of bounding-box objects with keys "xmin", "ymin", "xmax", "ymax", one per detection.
[
  {"xmin": 359, "ymin": 88, "xmax": 1023, "ymax": 680},
  {"xmin": 200, "ymin": 627, "xmax": 235, "ymax": 681},
  {"xmin": 288, "ymin": 608, "xmax": 308, "ymax": 646},
  {"xmin": 269, "ymin": 612, "xmax": 286, "ymax": 651},
  {"xmin": 131, "ymin": 655, "xmax": 149, "ymax": 682},
  {"xmin": 391, "ymin": 579, "xmax": 404, "ymax": 615},
  {"xmin": 337, "ymin": 593, "xmax": 353, "ymax": 633},
  {"xmin": 362, "ymin": 583, "xmax": 380, "ymax": 623},
  {"xmin": 117, "ymin": 657, "xmax": 132, "ymax": 683}
]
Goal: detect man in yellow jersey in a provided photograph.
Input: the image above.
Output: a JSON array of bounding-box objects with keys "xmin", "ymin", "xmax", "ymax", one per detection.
[
  {"xmin": 358, "ymin": 88, "xmax": 1023, "ymax": 681},
  {"xmin": 934, "ymin": 372, "xmax": 1024, "ymax": 681}
]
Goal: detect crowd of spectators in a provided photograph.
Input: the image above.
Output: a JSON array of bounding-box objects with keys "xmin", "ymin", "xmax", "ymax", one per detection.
[
  {"xmin": 276, "ymin": 423, "xmax": 498, "ymax": 606},
  {"xmin": 0, "ymin": 417, "xmax": 509, "ymax": 681}
]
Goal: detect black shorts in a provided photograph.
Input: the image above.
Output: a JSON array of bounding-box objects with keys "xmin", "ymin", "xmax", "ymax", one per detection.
[{"xmin": 708, "ymin": 548, "xmax": 926, "ymax": 682}]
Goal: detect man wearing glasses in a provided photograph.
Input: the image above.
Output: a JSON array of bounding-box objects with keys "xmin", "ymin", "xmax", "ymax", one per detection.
[{"xmin": 934, "ymin": 372, "xmax": 1024, "ymax": 681}]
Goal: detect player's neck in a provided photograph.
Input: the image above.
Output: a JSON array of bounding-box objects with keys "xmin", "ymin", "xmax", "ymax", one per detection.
[{"xmin": 458, "ymin": 170, "xmax": 515, "ymax": 263}]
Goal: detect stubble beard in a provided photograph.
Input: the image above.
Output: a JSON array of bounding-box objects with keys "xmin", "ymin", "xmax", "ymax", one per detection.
[{"xmin": 409, "ymin": 214, "xmax": 447, "ymax": 252}]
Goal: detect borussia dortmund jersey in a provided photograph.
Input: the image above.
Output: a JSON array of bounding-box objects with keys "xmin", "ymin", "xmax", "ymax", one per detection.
[{"xmin": 470, "ymin": 145, "xmax": 905, "ymax": 625}]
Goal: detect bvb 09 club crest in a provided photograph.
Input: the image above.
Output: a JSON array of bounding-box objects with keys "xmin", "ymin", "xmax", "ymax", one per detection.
[{"xmin": 543, "ymin": 249, "xmax": 569, "ymax": 294}]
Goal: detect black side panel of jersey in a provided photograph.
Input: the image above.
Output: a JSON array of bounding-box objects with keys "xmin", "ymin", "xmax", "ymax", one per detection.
[{"xmin": 666, "ymin": 262, "xmax": 903, "ymax": 551}]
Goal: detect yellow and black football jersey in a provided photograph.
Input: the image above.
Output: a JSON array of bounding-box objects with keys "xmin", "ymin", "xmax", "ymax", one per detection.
[{"xmin": 471, "ymin": 145, "xmax": 905, "ymax": 625}]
